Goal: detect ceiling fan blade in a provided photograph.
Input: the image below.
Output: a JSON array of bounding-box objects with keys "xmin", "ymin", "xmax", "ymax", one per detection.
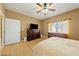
[
  {"xmin": 36, "ymin": 3, "xmax": 43, "ymax": 7},
  {"xmin": 48, "ymin": 3, "xmax": 53, "ymax": 9},
  {"xmin": 49, "ymin": 3, "xmax": 53, "ymax": 6},
  {"xmin": 49, "ymin": 9, "xmax": 56, "ymax": 11},
  {"xmin": 36, "ymin": 10, "xmax": 43, "ymax": 13}
]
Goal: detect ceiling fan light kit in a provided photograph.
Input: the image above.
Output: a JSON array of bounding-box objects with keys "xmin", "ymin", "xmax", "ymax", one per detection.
[{"xmin": 36, "ymin": 3, "xmax": 56, "ymax": 15}]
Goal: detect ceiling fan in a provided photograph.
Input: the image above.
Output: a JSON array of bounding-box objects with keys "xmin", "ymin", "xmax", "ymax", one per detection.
[{"xmin": 36, "ymin": 3, "xmax": 56, "ymax": 15}]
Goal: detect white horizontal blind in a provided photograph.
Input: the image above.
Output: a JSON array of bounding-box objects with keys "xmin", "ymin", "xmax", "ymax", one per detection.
[{"xmin": 48, "ymin": 20, "xmax": 69, "ymax": 34}]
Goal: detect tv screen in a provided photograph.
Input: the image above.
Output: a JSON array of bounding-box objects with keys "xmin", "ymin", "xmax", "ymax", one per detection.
[{"xmin": 30, "ymin": 24, "xmax": 38, "ymax": 29}]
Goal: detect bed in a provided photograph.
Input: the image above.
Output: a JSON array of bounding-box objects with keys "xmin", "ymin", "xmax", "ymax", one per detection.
[{"xmin": 33, "ymin": 37, "xmax": 79, "ymax": 56}]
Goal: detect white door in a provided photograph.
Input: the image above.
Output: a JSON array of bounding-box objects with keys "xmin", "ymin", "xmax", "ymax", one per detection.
[{"xmin": 4, "ymin": 18, "xmax": 20, "ymax": 45}]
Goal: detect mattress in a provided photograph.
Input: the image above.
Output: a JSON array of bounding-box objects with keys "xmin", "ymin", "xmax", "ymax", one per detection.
[{"xmin": 33, "ymin": 37, "xmax": 79, "ymax": 56}]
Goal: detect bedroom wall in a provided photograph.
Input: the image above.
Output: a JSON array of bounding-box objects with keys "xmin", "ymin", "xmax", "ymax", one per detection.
[
  {"xmin": 41, "ymin": 8, "xmax": 79, "ymax": 40},
  {"xmin": 0, "ymin": 14, "xmax": 1, "ymax": 44},
  {"xmin": 5, "ymin": 9, "xmax": 41, "ymax": 41},
  {"xmin": 0, "ymin": 15, "xmax": 2, "ymax": 55},
  {"xmin": 0, "ymin": 4, "xmax": 5, "ymax": 13}
]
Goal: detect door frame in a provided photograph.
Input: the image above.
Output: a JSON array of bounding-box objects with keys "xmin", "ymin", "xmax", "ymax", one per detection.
[{"xmin": 0, "ymin": 11, "xmax": 5, "ymax": 46}]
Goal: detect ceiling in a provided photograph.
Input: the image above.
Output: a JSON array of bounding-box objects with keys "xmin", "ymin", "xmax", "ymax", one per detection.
[{"xmin": 3, "ymin": 3, "xmax": 79, "ymax": 20}]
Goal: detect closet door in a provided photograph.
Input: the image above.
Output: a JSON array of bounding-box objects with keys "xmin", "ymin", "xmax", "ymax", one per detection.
[{"xmin": 4, "ymin": 18, "xmax": 20, "ymax": 45}]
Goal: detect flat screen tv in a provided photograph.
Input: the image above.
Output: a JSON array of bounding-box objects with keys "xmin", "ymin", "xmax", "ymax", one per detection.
[{"xmin": 30, "ymin": 24, "xmax": 38, "ymax": 29}]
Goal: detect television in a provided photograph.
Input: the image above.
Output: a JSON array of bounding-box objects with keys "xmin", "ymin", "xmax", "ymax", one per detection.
[{"xmin": 30, "ymin": 24, "xmax": 38, "ymax": 29}]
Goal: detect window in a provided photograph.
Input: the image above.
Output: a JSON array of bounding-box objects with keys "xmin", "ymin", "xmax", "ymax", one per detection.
[{"xmin": 48, "ymin": 20, "xmax": 69, "ymax": 34}]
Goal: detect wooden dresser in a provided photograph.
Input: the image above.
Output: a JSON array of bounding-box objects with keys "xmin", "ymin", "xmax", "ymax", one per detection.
[{"xmin": 27, "ymin": 29, "xmax": 40, "ymax": 41}]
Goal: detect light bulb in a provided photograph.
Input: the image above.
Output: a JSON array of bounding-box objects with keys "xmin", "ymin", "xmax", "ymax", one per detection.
[
  {"xmin": 42, "ymin": 8, "xmax": 48, "ymax": 15},
  {"xmin": 45, "ymin": 9, "xmax": 48, "ymax": 14}
]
